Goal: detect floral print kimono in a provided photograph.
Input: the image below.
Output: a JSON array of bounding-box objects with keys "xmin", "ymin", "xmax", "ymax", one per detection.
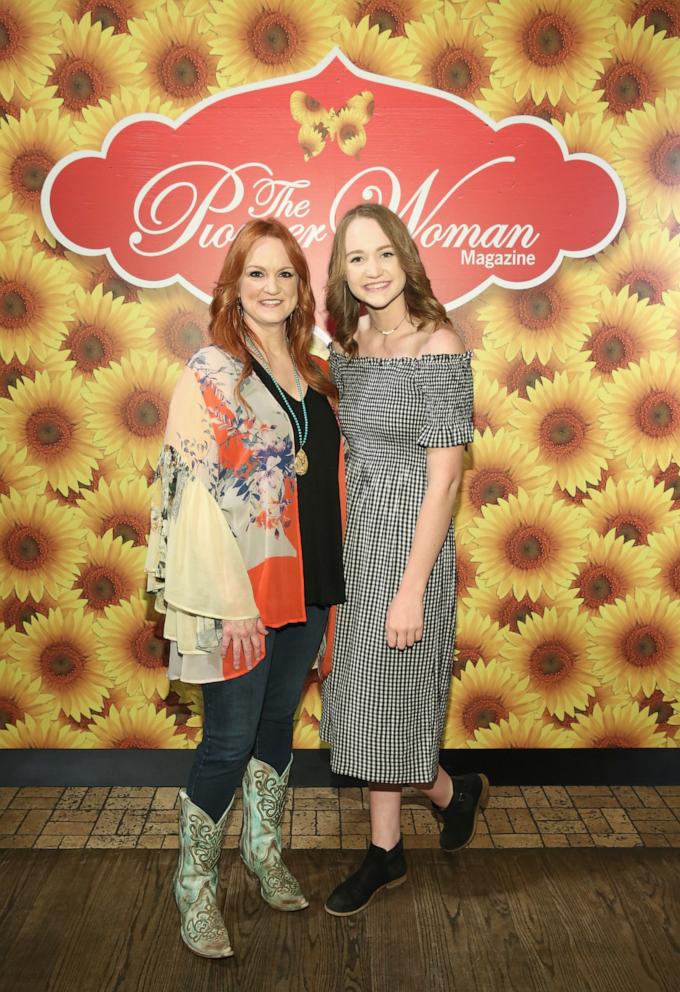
[{"xmin": 146, "ymin": 343, "xmax": 338, "ymax": 683}]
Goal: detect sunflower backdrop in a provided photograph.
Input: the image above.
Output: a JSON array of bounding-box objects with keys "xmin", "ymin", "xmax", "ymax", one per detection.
[{"xmin": 0, "ymin": 0, "xmax": 679, "ymax": 753}]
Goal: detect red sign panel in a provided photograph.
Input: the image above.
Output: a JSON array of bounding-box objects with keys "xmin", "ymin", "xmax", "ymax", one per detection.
[{"xmin": 42, "ymin": 50, "xmax": 624, "ymax": 313}]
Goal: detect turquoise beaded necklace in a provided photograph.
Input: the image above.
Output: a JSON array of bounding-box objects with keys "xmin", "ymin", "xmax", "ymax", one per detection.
[{"xmin": 249, "ymin": 339, "xmax": 310, "ymax": 476}]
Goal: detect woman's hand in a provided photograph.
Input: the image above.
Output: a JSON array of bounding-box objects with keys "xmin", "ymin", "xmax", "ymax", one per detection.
[
  {"xmin": 385, "ymin": 590, "xmax": 424, "ymax": 650},
  {"xmin": 222, "ymin": 617, "xmax": 267, "ymax": 671}
]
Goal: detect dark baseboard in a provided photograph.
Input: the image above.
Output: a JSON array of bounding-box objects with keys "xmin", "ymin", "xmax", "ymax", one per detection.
[{"xmin": 0, "ymin": 748, "xmax": 677, "ymax": 787}]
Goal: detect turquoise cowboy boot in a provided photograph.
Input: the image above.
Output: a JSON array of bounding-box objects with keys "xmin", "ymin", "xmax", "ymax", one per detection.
[
  {"xmin": 240, "ymin": 756, "xmax": 308, "ymax": 911},
  {"xmin": 174, "ymin": 790, "xmax": 234, "ymax": 958}
]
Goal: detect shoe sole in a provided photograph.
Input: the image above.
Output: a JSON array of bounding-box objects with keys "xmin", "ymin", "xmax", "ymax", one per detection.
[
  {"xmin": 441, "ymin": 773, "xmax": 491, "ymax": 853},
  {"xmin": 241, "ymin": 858, "xmax": 309, "ymax": 911},
  {"xmin": 181, "ymin": 934, "xmax": 234, "ymax": 959},
  {"xmin": 324, "ymin": 873, "xmax": 407, "ymax": 917}
]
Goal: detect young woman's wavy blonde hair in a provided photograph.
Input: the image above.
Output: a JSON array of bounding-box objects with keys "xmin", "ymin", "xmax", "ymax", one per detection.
[
  {"xmin": 326, "ymin": 203, "xmax": 451, "ymax": 356},
  {"xmin": 210, "ymin": 218, "xmax": 335, "ymax": 402}
]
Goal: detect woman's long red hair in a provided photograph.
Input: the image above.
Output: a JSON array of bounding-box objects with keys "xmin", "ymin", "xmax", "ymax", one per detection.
[{"xmin": 209, "ymin": 219, "xmax": 336, "ymax": 402}]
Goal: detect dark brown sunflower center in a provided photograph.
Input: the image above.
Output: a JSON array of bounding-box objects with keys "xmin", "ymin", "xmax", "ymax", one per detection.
[
  {"xmin": 0, "ymin": 279, "xmax": 36, "ymax": 328},
  {"xmin": 455, "ymin": 643, "xmax": 484, "ymax": 669},
  {"xmin": 634, "ymin": 1, "xmax": 680, "ymax": 36},
  {"xmin": 100, "ymin": 272, "xmax": 137, "ymax": 302},
  {"xmin": 506, "ymin": 525, "xmax": 551, "ymax": 570},
  {"xmin": 40, "ymin": 640, "xmax": 86, "ymax": 682},
  {"xmin": 577, "ymin": 563, "xmax": 621, "ymax": 608},
  {"xmin": 78, "ymin": 565, "xmax": 124, "ymax": 609},
  {"xmin": 529, "ymin": 640, "xmax": 574, "ymax": 680},
  {"xmin": 656, "ymin": 462, "xmax": 680, "ymax": 503},
  {"xmin": 2, "ymin": 594, "xmax": 43, "ymax": 631},
  {"xmin": 0, "ymin": 359, "xmax": 31, "ymax": 398},
  {"xmin": 610, "ymin": 513, "xmax": 647, "ymax": 544},
  {"xmin": 159, "ymin": 43, "xmax": 208, "ymax": 98},
  {"xmin": 623, "ymin": 622, "xmax": 666, "ymax": 667},
  {"xmin": 651, "ymin": 134, "xmax": 680, "ymax": 187},
  {"xmin": 620, "ymin": 268, "xmax": 664, "ymax": 304},
  {"xmin": 540, "ymin": 408, "xmax": 586, "ymax": 455},
  {"xmin": 0, "ymin": 11, "xmax": 19, "ymax": 59},
  {"xmin": 359, "ymin": 0, "xmax": 406, "ymax": 35},
  {"xmin": 117, "ymin": 736, "xmax": 155, "ymax": 749},
  {"xmin": 121, "ymin": 389, "xmax": 167, "ymax": 437},
  {"xmin": 4, "ymin": 525, "xmax": 48, "ymax": 570},
  {"xmin": 636, "ymin": 389, "xmax": 678, "ymax": 438},
  {"xmin": 431, "ymin": 48, "xmax": 483, "ymax": 98},
  {"xmin": 667, "ymin": 558, "xmax": 680, "ymax": 594},
  {"xmin": 81, "ymin": 1, "xmax": 127, "ymax": 33},
  {"xmin": 26, "ymin": 407, "xmax": 74, "ymax": 457},
  {"xmin": 0, "ymin": 697, "xmax": 23, "ymax": 729},
  {"xmin": 589, "ymin": 324, "xmax": 639, "ymax": 374},
  {"xmin": 339, "ymin": 123, "xmax": 359, "ymax": 143},
  {"xmin": 519, "ymin": 96, "xmax": 565, "ymax": 123},
  {"xmin": 455, "ymin": 552, "xmax": 475, "ymax": 598},
  {"xmin": 497, "ymin": 595, "xmax": 540, "ymax": 631},
  {"xmin": 506, "ymin": 358, "xmax": 552, "ymax": 397},
  {"xmin": 600, "ymin": 61, "xmax": 650, "ymax": 115},
  {"xmin": 105, "ymin": 512, "xmax": 147, "ymax": 546},
  {"xmin": 469, "ymin": 468, "xmax": 515, "ymax": 509},
  {"xmin": 463, "ymin": 696, "xmax": 509, "ymax": 735},
  {"xmin": 51, "ymin": 56, "xmax": 105, "ymax": 112},
  {"xmin": 525, "ymin": 13, "xmax": 574, "ymax": 67},
  {"xmin": 597, "ymin": 735, "xmax": 633, "ymax": 748},
  {"xmin": 11, "ymin": 150, "xmax": 53, "ymax": 201},
  {"xmin": 132, "ymin": 625, "xmax": 167, "ymax": 668},
  {"xmin": 65, "ymin": 322, "xmax": 117, "ymax": 373},
  {"xmin": 248, "ymin": 12, "xmax": 299, "ymax": 65},
  {"xmin": 515, "ymin": 285, "xmax": 561, "ymax": 329}
]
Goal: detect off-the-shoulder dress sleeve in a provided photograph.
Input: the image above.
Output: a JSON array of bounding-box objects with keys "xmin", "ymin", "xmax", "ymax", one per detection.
[
  {"xmin": 328, "ymin": 347, "xmax": 346, "ymax": 398},
  {"xmin": 145, "ymin": 366, "xmax": 258, "ymax": 657},
  {"xmin": 415, "ymin": 352, "xmax": 474, "ymax": 448}
]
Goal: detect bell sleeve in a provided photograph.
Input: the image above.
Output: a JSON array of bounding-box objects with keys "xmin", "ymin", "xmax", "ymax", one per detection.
[
  {"xmin": 415, "ymin": 352, "xmax": 474, "ymax": 449},
  {"xmin": 145, "ymin": 366, "xmax": 258, "ymax": 657}
]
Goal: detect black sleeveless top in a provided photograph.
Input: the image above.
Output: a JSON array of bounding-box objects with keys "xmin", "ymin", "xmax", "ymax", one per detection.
[{"xmin": 251, "ymin": 358, "xmax": 345, "ymax": 608}]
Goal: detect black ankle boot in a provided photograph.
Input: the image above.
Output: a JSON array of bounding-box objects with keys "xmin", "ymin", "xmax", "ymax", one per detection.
[
  {"xmin": 434, "ymin": 773, "xmax": 490, "ymax": 851},
  {"xmin": 325, "ymin": 837, "xmax": 407, "ymax": 916}
]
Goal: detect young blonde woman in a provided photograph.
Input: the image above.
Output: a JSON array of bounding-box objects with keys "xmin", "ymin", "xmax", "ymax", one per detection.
[
  {"xmin": 320, "ymin": 204, "xmax": 487, "ymax": 916},
  {"xmin": 147, "ymin": 219, "xmax": 345, "ymax": 955}
]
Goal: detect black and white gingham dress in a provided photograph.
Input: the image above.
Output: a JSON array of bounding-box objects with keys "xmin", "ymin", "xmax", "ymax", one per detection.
[{"xmin": 320, "ymin": 350, "xmax": 475, "ymax": 783}]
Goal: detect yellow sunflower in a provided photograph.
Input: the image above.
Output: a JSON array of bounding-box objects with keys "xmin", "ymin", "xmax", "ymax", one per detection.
[
  {"xmin": 65, "ymin": 251, "xmax": 140, "ymax": 303},
  {"xmin": 612, "ymin": 92, "xmax": 680, "ymax": 224},
  {"xmin": 88, "ymin": 702, "xmax": 189, "ymax": 747},
  {"xmin": 73, "ymin": 531, "xmax": 146, "ymax": 616},
  {"xmin": 155, "ymin": 684, "xmax": 202, "ymax": 741},
  {"xmin": 297, "ymin": 125, "xmax": 326, "ymax": 160},
  {"xmin": 665, "ymin": 289, "xmax": 680, "ymax": 354},
  {"xmin": 0, "ymin": 192, "xmax": 30, "ymax": 247},
  {"xmin": 510, "ymin": 372, "xmax": 608, "ymax": 496},
  {"xmin": 0, "ymin": 712, "xmax": 94, "ymax": 748},
  {"xmin": 290, "ymin": 89, "xmax": 332, "ymax": 130},
  {"xmin": 636, "ymin": 687, "xmax": 678, "ymax": 738},
  {"xmin": 129, "ymin": 1, "xmax": 222, "ymax": 115},
  {"xmin": 569, "ymin": 701, "xmax": 666, "ymax": 747},
  {"xmin": 0, "ymin": 109, "xmax": 73, "ymax": 245},
  {"xmin": 555, "ymin": 109, "xmax": 617, "ymax": 163},
  {"xmin": 594, "ymin": 18, "xmax": 680, "ymax": 120},
  {"xmin": 470, "ymin": 713, "xmax": 570, "ymax": 748},
  {"xmin": 0, "ymin": 657, "xmax": 56, "ymax": 728},
  {"xmin": 601, "ymin": 354, "xmax": 680, "ymax": 471},
  {"xmin": 62, "ymin": 286, "xmax": 154, "ymax": 379},
  {"xmin": 292, "ymin": 709, "xmax": 323, "ymax": 748},
  {"xmin": 0, "ymin": 585, "xmax": 82, "ymax": 634},
  {"xmin": 72, "ymin": 86, "xmax": 175, "ymax": 151},
  {"xmin": 0, "ymin": 77, "xmax": 62, "ymax": 127},
  {"xmin": 0, "ymin": 370, "xmax": 99, "ymax": 495},
  {"xmin": 461, "ymin": 427, "xmax": 552, "ymax": 515},
  {"xmin": 452, "ymin": 610, "xmax": 506, "ymax": 677},
  {"xmin": 207, "ymin": 0, "xmax": 338, "ymax": 88},
  {"xmin": 0, "ymin": 245, "xmax": 74, "ymax": 364},
  {"xmin": 595, "ymin": 229, "xmax": 680, "ymax": 305},
  {"xmin": 647, "ymin": 522, "xmax": 680, "ymax": 600},
  {"xmin": 329, "ymin": 106, "xmax": 367, "ymax": 158},
  {"xmin": 0, "ymin": 440, "xmax": 46, "ymax": 498},
  {"xmin": 653, "ymin": 459, "xmax": 680, "ymax": 514},
  {"xmin": 583, "ymin": 475, "xmax": 675, "ymax": 547},
  {"xmin": 137, "ymin": 285, "xmax": 209, "ymax": 367},
  {"xmin": 76, "ymin": 475, "xmax": 151, "ymax": 546},
  {"xmin": 572, "ymin": 529, "xmax": 658, "ymax": 615},
  {"xmin": 406, "ymin": 8, "xmax": 493, "ymax": 102},
  {"xmin": 500, "ymin": 607, "xmax": 594, "ymax": 718},
  {"xmin": 483, "ymin": 0, "xmax": 615, "ymax": 106},
  {"xmin": 82, "ymin": 352, "xmax": 178, "ymax": 471},
  {"xmin": 583, "ymin": 287, "xmax": 675, "ymax": 383},
  {"xmin": 337, "ymin": 14, "xmax": 419, "ymax": 79},
  {"xmin": 470, "ymin": 374, "xmax": 516, "ymax": 434},
  {"xmin": 477, "ymin": 76, "xmax": 604, "ymax": 124},
  {"xmin": 48, "ymin": 12, "xmax": 144, "ymax": 122},
  {"xmin": 295, "ymin": 674, "xmax": 322, "ymax": 722},
  {"xmin": 463, "ymin": 583, "xmax": 577, "ymax": 632},
  {"xmin": 9, "ymin": 607, "xmax": 110, "ymax": 720},
  {"xmin": 469, "ymin": 488, "xmax": 589, "ymax": 600},
  {"xmin": 474, "ymin": 345, "xmax": 594, "ymax": 398},
  {"xmin": 478, "ymin": 260, "xmax": 600, "ymax": 364},
  {"xmin": 589, "ymin": 590, "xmax": 680, "ymax": 697},
  {"xmin": 614, "ymin": 1, "xmax": 680, "ymax": 37},
  {"xmin": 95, "ymin": 594, "xmax": 168, "ymax": 699},
  {"xmin": 0, "ymin": 489, "xmax": 86, "ymax": 601},
  {"xmin": 443, "ymin": 657, "xmax": 542, "ymax": 748},
  {"xmin": 0, "ymin": 0, "xmax": 61, "ymax": 102},
  {"xmin": 60, "ymin": 0, "xmax": 164, "ymax": 35},
  {"xmin": 336, "ymin": 0, "xmax": 438, "ymax": 36}
]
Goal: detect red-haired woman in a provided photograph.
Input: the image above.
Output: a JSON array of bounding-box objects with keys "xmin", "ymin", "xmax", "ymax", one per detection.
[{"xmin": 147, "ymin": 219, "xmax": 345, "ymax": 958}]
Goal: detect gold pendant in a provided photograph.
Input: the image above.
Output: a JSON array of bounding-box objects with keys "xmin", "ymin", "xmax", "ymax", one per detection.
[{"xmin": 294, "ymin": 448, "xmax": 309, "ymax": 476}]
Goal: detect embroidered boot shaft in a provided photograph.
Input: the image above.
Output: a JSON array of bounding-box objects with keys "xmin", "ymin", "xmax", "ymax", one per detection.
[
  {"xmin": 174, "ymin": 790, "xmax": 234, "ymax": 958},
  {"xmin": 240, "ymin": 756, "xmax": 308, "ymax": 911}
]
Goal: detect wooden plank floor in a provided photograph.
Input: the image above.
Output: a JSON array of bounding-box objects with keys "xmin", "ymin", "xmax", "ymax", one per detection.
[{"xmin": 1, "ymin": 848, "xmax": 678, "ymax": 992}]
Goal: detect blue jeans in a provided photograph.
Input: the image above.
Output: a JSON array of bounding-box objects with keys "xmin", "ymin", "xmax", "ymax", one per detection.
[{"xmin": 187, "ymin": 606, "xmax": 328, "ymax": 822}]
